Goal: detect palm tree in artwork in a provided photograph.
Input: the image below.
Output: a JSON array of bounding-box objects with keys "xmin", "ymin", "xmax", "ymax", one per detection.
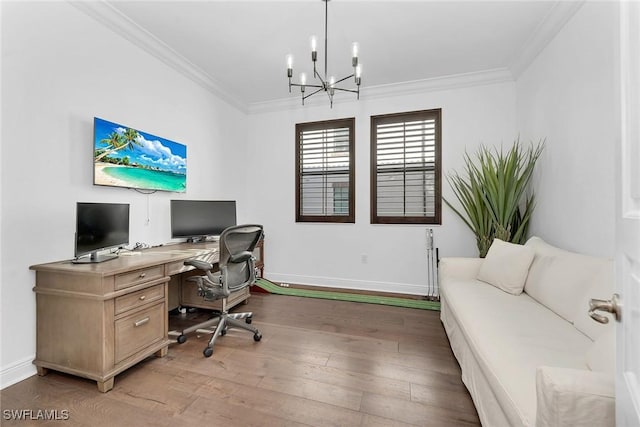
[
  {"xmin": 122, "ymin": 128, "xmax": 141, "ymax": 147},
  {"xmin": 94, "ymin": 128, "xmax": 143, "ymax": 162}
]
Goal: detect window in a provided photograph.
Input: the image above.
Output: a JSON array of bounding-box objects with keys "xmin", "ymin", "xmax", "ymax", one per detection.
[
  {"xmin": 296, "ymin": 118, "xmax": 355, "ymax": 223},
  {"xmin": 370, "ymin": 109, "xmax": 441, "ymax": 224}
]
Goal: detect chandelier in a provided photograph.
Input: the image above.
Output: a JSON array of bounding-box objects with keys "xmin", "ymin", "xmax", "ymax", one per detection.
[{"xmin": 286, "ymin": 0, "xmax": 361, "ymax": 107}]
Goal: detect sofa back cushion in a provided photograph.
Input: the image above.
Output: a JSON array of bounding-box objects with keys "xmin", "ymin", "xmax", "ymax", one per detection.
[{"xmin": 524, "ymin": 237, "xmax": 611, "ymax": 325}]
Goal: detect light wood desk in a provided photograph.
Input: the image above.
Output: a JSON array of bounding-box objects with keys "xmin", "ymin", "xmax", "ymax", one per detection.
[{"xmin": 29, "ymin": 241, "xmax": 261, "ymax": 392}]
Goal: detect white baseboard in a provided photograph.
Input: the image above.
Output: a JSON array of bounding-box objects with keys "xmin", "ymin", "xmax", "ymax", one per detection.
[
  {"xmin": 266, "ymin": 273, "xmax": 430, "ymax": 296},
  {"xmin": 0, "ymin": 356, "xmax": 37, "ymax": 390}
]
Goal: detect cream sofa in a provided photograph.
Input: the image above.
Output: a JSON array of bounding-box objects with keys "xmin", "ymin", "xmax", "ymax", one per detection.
[{"xmin": 439, "ymin": 236, "xmax": 616, "ymax": 427}]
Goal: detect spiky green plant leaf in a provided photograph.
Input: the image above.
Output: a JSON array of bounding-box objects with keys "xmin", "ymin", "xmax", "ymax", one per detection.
[{"xmin": 445, "ymin": 139, "xmax": 544, "ymax": 257}]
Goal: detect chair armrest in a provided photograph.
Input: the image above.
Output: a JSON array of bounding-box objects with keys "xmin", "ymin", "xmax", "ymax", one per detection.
[
  {"xmin": 229, "ymin": 251, "xmax": 254, "ymax": 263},
  {"xmin": 535, "ymin": 366, "xmax": 615, "ymax": 427},
  {"xmin": 438, "ymin": 257, "xmax": 483, "ymax": 283},
  {"xmin": 184, "ymin": 259, "xmax": 214, "ymax": 271}
]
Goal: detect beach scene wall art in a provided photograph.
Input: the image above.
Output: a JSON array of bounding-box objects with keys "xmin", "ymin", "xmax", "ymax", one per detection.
[{"xmin": 93, "ymin": 117, "xmax": 187, "ymax": 192}]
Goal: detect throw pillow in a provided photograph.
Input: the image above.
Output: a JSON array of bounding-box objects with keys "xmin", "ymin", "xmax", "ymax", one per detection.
[{"xmin": 477, "ymin": 238, "xmax": 535, "ymax": 295}]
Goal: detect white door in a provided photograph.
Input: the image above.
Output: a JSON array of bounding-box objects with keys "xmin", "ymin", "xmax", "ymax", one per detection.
[{"xmin": 616, "ymin": 1, "xmax": 640, "ymax": 424}]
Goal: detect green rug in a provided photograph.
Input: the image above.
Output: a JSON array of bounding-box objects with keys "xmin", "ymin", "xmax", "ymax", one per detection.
[{"xmin": 254, "ymin": 278, "xmax": 440, "ymax": 311}]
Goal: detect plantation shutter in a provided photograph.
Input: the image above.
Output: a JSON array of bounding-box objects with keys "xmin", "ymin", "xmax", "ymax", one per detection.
[
  {"xmin": 296, "ymin": 118, "xmax": 355, "ymax": 223},
  {"xmin": 371, "ymin": 109, "xmax": 441, "ymax": 224}
]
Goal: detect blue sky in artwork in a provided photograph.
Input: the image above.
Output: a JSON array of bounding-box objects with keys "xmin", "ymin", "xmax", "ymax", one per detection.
[{"xmin": 94, "ymin": 117, "xmax": 187, "ymax": 174}]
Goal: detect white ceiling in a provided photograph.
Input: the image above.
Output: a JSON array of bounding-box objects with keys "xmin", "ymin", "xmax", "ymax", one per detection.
[{"xmin": 86, "ymin": 1, "xmax": 582, "ymax": 110}]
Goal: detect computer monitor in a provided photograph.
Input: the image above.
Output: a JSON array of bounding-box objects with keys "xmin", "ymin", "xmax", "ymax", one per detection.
[
  {"xmin": 74, "ymin": 202, "xmax": 130, "ymax": 263},
  {"xmin": 170, "ymin": 200, "xmax": 237, "ymax": 242}
]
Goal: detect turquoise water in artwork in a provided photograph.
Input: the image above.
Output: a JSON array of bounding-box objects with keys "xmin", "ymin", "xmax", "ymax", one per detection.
[{"xmin": 103, "ymin": 167, "xmax": 186, "ymax": 192}]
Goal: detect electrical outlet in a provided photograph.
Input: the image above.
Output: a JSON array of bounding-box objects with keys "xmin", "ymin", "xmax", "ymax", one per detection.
[{"xmin": 361, "ymin": 254, "xmax": 368, "ymax": 264}]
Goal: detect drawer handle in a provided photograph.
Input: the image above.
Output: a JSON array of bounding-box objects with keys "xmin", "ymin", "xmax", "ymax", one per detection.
[
  {"xmin": 134, "ymin": 317, "xmax": 150, "ymax": 327},
  {"xmin": 139, "ymin": 273, "xmax": 147, "ymax": 278},
  {"xmin": 139, "ymin": 295, "xmax": 146, "ymax": 301}
]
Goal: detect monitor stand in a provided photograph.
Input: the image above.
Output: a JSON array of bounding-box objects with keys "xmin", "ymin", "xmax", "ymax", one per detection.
[{"xmin": 72, "ymin": 252, "xmax": 119, "ymax": 264}]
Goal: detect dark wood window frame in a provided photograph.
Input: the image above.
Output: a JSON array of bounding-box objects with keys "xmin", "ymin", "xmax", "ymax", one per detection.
[
  {"xmin": 370, "ymin": 109, "xmax": 442, "ymax": 225},
  {"xmin": 296, "ymin": 118, "xmax": 355, "ymax": 223}
]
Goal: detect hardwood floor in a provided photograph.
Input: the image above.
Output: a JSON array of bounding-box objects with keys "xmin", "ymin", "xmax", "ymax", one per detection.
[{"xmin": 0, "ymin": 292, "xmax": 480, "ymax": 426}]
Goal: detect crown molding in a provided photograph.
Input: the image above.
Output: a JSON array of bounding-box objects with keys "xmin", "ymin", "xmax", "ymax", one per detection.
[
  {"xmin": 69, "ymin": 0, "xmax": 248, "ymax": 113},
  {"xmin": 248, "ymin": 68, "xmax": 514, "ymax": 114},
  {"xmin": 70, "ymin": 0, "xmax": 579, "ymax": 116},
  {"xmin": 509, "ymin": 1, "xmax": 584, "ymax": 79}
]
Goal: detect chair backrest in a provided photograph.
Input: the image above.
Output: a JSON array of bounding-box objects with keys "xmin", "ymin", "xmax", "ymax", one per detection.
[{"xmin": 218, "ymin": 224, "xmax": 264, "ymax": 292}]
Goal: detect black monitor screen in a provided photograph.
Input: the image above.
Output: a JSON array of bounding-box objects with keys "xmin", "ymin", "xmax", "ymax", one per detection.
[
  {"xmin": 170, "ymin": 200, "xmax": 237, "ymax": 240},
  {"xmin": 75, "ymin": 202, "xmax": 130, "ymax": 260}
]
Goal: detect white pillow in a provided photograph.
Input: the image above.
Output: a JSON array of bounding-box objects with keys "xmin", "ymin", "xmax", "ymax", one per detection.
[{"xmin": 477, "ymin": 238, "xmax": 535, "ymax": 295}]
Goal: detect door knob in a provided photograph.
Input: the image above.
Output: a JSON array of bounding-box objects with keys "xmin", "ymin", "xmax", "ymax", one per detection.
[{"xmin": 589, "ymin": 293, "xmax": 622, "ymax": 324}]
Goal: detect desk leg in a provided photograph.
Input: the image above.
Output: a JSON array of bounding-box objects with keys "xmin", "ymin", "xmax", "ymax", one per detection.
[
  {"xmin": 155, "ymin": 346, "xmax": 168, "ymax": 358},
  {"xmin": 36, "ymin": 366, "xmax": 49, "ymax": 376},
  {"xmin": 97, "ymin": 378, "xmax": 114, "ymax": 393}
]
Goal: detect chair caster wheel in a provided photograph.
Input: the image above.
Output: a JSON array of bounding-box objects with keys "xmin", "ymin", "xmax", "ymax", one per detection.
[
  {"xmin": 246, "ymin": 316, "xmax": 252, "ymax": 324},
  {"xmin": 220, "ymin": 328, "xmax": 227, "ymax": 336},
  {"xmin": 254, "ymin": 332, "xmax": 262, "ymax": 342},
  {"xmin": 177, "ymin": 335, "xmax": 187, "ymax": 344},
  {"xmin": 203, "ymin": 347, "xmax": 213, "ymax": 358}
]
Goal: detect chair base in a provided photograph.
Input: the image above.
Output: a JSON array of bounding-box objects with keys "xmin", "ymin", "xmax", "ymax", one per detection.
[{"xmin": 170, "ymin": 310, "xmax": 262, "ymax": 357}]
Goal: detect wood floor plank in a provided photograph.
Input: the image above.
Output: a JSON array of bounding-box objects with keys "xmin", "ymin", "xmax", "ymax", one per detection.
[
  {"xmin": 0, "ymin": 292, "xmax": 479, "ymax": 426},
  {"xmin": 410, "ymin": 382, "xmax": 479, "ymax": 415},
  {"xmin": 257, "ymin": 374, "xmax": 363, "ymax": 411},
  {"xmin": 196, "ymin": 376, "xmax": 365, "ymax": 427},
  {"xmin": 327, "ymin": 353, "xmax": 467, "ymax": 393},
  {"xmin": 360, "ymin": 392, "xmax": 481, "ymax": 426}
]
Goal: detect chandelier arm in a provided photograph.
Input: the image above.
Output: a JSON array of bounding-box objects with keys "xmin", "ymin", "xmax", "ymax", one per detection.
[
  {"xmin": 303, "ymin": 87, "xmax": 326, "ymax": 100},
  {"xmin": 314, "ymin": 73, "xmax": 327, "ymax": 87},
  {"xmin": 332, "ymin": 74, "xmax": 355, "ymax": 85},
  {"xmin": 332, "ymin": 87, "xmax": 360, "ymax": 94},
  {"xmin": 290, "ymin": 83, "xmax": 324, "ymax": 89}
]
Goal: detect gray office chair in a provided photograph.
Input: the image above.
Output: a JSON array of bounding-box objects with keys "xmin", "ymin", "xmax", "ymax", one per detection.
[{"xmin": 174, "ymin": 224, "xmax": 264, "ymax": 357}]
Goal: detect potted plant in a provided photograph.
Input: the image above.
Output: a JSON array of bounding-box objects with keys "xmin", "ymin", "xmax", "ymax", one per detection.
[{"xmin": 445, "ymin": 139, "xmax": 544, "ymax": 257}]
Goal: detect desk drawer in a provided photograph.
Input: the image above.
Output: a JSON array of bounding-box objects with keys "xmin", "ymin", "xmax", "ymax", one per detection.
[
  {"xmin": 114, "ymin": 302, "xmax": 164, "ymax": 364},
  {"xmin": 115, "ymin": 284, "xmax": 165, "ymax": 315},
  {"xmin": 115, "ymin": 265, "xmax": 164, "ymax": 290},
  {"xmin": 166, "ymin": 260, "xmax": 192, "ymax": 276}
]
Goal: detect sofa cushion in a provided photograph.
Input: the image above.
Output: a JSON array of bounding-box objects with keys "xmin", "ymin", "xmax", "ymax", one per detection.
[
  {"xmin": 477, "ymin": 239, "xmax": 535, "ymax": 295},
  {"xmin": 535, "ymin": 366, "xmax": 615, "ymax": 427},
  {"xmin": 524, "ymin": 237, "xmax": 610, "ymax": 323},
  {"xmin": 585, "ymin": 323, "xmax": 616, "ymax": 375}
]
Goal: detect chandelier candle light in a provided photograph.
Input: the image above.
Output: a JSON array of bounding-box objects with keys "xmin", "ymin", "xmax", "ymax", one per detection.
[{"xmin": 286, "ymin": 0, "xmax": 362, "ymax": 107}]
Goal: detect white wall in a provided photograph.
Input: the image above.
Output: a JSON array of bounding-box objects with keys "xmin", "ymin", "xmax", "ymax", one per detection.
[
  {"xmin": 516, "ymin": 2, "xmax": 617, "ymax": 257},
  {"xmin": 0, "ymin": 2, "xmax": 248, "ymax": 387},
  {"xmin": 246, "ymin": 82, "xmax": 519, "ymax": 294}
]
